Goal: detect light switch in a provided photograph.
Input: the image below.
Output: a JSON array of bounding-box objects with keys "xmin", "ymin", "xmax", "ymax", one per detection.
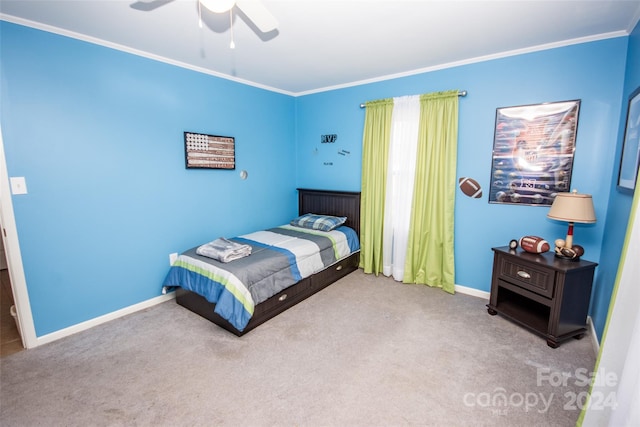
[{"xmin": 10, "ymin": 177, "xmax": 28, "ymax": 195}]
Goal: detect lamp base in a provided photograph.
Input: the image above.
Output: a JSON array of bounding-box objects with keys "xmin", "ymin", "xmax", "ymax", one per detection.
[{"xmin": 554, "ymin": 253, "xmax": 581, "ymax": 262}]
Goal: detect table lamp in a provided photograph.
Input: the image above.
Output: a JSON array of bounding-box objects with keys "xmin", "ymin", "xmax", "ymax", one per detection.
[{"xmin": 547, "ymin": 190, "xmax": 596, "ymax": 260}]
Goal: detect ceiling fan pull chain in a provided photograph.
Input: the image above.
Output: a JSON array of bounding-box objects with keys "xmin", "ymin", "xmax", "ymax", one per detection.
[
  {"xmin": 229, "ymin": 8, "xmax": 235, "ymax": 49},
  {"xmin": 198, "ymin": 0, "xmax": 203, "ymax": 28}
]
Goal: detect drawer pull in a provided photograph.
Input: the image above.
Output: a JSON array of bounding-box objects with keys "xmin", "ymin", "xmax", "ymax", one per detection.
[
  {"xmin": 278, "ymin": 294, "xmax": 287, "ymax": 301},
  {"xmin": 336, "ymin": 265, "xmax": 343, "ymax": 271},
  {"xmin": 517, "ymin": 271, "xmax": 531, "ymax": 279}
]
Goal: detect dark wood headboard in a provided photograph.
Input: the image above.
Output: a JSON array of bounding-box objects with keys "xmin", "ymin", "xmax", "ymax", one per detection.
[{"xmin": 297, "ymin": 188, "xmax": 361, "ymax": 237}]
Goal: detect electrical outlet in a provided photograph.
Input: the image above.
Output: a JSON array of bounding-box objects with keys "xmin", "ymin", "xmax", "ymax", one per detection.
[{"xmin": 169, "ymin": 252, "xmax": 178, "ymax": 266}]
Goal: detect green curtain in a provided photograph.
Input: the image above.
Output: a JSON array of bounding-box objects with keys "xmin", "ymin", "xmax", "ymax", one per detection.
[
  {"xmin": 403, "ymin": 91, "xmax": 459, "ymax": 293},
  {"xmin": 359, "ymin": 99, "xmax": 393, "ymax": 274}
]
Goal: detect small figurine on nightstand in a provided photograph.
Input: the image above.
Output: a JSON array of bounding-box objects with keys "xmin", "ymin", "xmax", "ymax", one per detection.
[{"xmin": 553, "ymin": 239, "xmax": 584, "ymax": 260}]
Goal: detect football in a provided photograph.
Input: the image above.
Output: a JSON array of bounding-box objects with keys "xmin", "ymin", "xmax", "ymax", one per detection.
[
  {"xmin": 572, "ymin": 244, "xmax": 585, "ymax": 257},
  {"xmin": 458, "ymin": 177, "xmax": 482, "ymax": 198},
  {"xmin": 519, "ymin": 235, "xmax": 550, "ymax": 254}
]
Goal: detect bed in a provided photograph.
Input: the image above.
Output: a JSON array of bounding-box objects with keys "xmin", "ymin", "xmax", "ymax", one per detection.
[{"xmin": 162, "ymin": 188, "xmax": 361, "ymax": 336}]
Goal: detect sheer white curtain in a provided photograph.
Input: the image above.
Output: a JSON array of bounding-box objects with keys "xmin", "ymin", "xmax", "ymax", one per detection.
[{"xmin": 382, "ymin": 95, "xmax": 421, "ymax": 280}]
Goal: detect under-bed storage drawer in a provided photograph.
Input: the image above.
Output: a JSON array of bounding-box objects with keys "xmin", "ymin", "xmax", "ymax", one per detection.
[
  {"xmin": 255, "ymin": 276, "xmax": 312, "ymax": 314},
  {"xmin": 256, "ymin": 252, "xmax": 359, "ymax": 325},
  {"xmin": 311, "ymin": 252, "xmax": 359, "ymax": 288}
]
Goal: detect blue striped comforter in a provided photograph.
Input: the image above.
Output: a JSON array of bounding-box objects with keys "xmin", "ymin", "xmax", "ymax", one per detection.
[{"xmin": 162, "ymin": 225, "xmax": 359, "ymax": 331}]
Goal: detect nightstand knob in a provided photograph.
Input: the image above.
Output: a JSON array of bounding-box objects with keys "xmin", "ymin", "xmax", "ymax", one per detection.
[{"xmin": 517, "ymin": 270, "xmax": 531, "ymax": 279}]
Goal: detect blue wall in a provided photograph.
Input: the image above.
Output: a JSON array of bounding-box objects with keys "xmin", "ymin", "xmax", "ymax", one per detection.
[
  {"xmin": 296, "ymin": 38, "xmax": 630, "ymax": 341},
  {"xmin": 592, "ymin": 20, "xmax": 640, "ymax": 338},
  {"xmin": 1, "ymin": 18, "xmax": 636, "ymax": 341},
  {"xmin": 0, "ymin": 22, "xmax": 297, "ymax": 336}
]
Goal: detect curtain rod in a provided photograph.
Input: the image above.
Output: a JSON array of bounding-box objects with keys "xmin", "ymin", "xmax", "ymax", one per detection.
[{"xmin": 359, "ymin": 90, "xmax": 467, "ymax": 108}]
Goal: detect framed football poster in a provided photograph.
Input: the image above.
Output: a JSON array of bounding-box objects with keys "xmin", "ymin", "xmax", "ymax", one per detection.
[{"xmin": 488, "ymin": 100, "xmax": 581, "ymax": 206}]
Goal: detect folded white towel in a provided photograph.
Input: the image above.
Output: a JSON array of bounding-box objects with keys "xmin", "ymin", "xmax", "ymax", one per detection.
[{"xmin": 196, "ymin": 238, "xmax": 252, "ymax": 263}]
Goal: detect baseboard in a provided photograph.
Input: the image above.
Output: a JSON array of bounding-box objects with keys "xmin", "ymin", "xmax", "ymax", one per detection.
[
  {"xmin": 30, "ymin": 284, "xmax": 486, "ymax": 347},
  {"xmin": 35, "ymin": 292, "xmax": 176, "ymax": 347},
  {"xmin": 30, "ymin": 287, "xmax": 598, "ymax": 356},
  {"xmin": 455, "ymin": 284, "xmax": 490, "ymax": 300}
]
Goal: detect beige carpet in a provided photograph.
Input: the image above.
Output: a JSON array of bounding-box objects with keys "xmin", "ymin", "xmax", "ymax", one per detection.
[{"xmin": 0, "ymin": 269, "xmax": 596, "ymax": 426}]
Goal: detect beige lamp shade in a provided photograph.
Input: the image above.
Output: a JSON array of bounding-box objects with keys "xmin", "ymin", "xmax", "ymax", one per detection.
[{"xmin": 547, "ymin": 191, "xmax": 596, "ymax": 224}]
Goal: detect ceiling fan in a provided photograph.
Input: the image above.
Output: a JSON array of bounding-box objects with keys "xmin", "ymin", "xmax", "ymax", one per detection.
[{"xmin": 131, "ymin": 0, "xmax": 278, "ymax": 33}]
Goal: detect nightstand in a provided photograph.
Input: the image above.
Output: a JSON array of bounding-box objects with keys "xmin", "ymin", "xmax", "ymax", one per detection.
[{"xmin": 487, "ymin": 246, "xmax": 597, "ymax": 348}]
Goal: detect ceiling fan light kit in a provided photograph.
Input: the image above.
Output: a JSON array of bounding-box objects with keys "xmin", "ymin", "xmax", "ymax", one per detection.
[
  {"xmin": 200, "ymin": 0, "xmax": 235, "ymax": 13},
  {"xmin": 135, "ymin": 0, "xmax": 278, "ymax": 39}
]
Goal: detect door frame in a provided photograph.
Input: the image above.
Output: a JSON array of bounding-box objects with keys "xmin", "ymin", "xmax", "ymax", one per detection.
[{"xmin": 0, "ymin": 126, "xmax": 36, "ymax": 348}]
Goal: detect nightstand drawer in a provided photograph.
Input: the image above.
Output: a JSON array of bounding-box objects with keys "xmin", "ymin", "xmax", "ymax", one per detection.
[{"xmin": 499, "ymin": 258, "xmax": 555, "ymax": 298}]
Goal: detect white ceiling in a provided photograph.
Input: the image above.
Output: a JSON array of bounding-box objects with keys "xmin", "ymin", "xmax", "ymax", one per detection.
[{"xmin": 2, "ymin": 0, "xmax": 640, "ymax": 95}]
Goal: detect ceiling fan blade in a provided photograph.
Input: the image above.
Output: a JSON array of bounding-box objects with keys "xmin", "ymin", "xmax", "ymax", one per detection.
[
  {"xmin": 236, "ymin": 0, "xmax": 278, "ymax": 33},
  {"xmin": 130, "ymin": 0, "xmax": 175, "ymax": 12}
]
